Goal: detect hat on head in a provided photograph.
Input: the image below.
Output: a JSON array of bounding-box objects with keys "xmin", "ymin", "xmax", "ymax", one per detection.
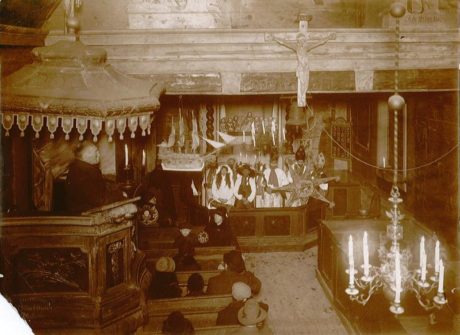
[
  {"xmin": 232, "ymin": 282, "xmax": 252, "ymax": 301},
  {"xmin": 295, "ymin": 145, "xmax": 306, "ymax": 161},
  {"xmin": 236, "ymin": 163, "xmax": 256, "ymax": 177},
  {"xmin": 237, "ymin": 298, "xmax": 267, "ymax": 326},
  {"xmin": 155, "ymin": 256, "xmax": 175, "ymax": 273},
  {"xmin": 210, "ymin": 206, "xmax": 228, "ymax": 219},
  {"xmin": 223, "ymin": 250, "xmax": 245, "ymax": 273},
  {"xmin": 178, "ymin": 219, "xmax": 192, "ymax": 230}
]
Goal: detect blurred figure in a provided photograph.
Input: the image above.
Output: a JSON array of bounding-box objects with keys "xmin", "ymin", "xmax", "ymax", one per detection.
[
  {"xmin": 65, "ymin": 141, "xmax": 124, "ymax": 214},
  {"xmin": 162, "ymin": 311, "xmax": 194, "ymax": 335},
  {"xmin": 210, "ymin": 164, "xmax": 235, "ymax": 209},
  {"xmin": 207, "ymin": 250, "xmax": 261, "ymax": 295},
  {"xmin": 150, "ymin": 257, "xmax": 182, "ymax": 299},
  {"xmin": 216, "ymin": 282, "xmax": 269, "ymax": 326}
]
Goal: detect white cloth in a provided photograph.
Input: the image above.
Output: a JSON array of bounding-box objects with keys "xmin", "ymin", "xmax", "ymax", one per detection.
[
  {"xmin": 234, "ymin": 175, "xmax": 256, "ymax": 203},
  {"xmin": 263, "ymin": 168, "xmax": 289, "ymax": 188},
  {"xmin": 211, "ymin": 164, "xmax": 235, "ymax": 206},
  {"xmin": 0, "ymin": 294, "xmax": 33, "ymax": 335}
]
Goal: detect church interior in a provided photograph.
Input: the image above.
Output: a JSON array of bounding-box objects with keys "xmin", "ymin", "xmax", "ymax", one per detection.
[{"xmin": 0, "ymin": 0, "xmax": 459, "ymax": 334}]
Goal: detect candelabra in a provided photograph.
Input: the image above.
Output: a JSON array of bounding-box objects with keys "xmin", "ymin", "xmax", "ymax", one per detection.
[
  {"xmin": 345, "ymin": 2, "xmax": 448, "ymax": 315},
  {"xmin": 345, "ymin": 183, "xmax": 448, "ymax": 314}
]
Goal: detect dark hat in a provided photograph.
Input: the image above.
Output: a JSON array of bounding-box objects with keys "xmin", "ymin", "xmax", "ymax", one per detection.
[
  {"xmin": 237, "ymin": 299, "xmax": 267, "ymax": 326},
  {"xmin": 210, "ymin": 206, "xmax": 228, "ymax": 219},
  {"xmin": 295, "ymin": 145, "xmax": 306, "ymax": 161},
  {"xmin": 224, "ymin": 250, "xmax": 245, "ymax": 273},
  {"xmin": 187, "ymin": 273, "xmax": 205, "ymax": 293},
  {"xmin": 178, "ymin": 219, "xmax": 192, "ymax": 230},
  {"xmin": 162, "ymin": 311, "xmax": 194, "ymax": 335},
  {"xmin": 236, "ymin": 163, "xmax": 256, "ymax": 177}
]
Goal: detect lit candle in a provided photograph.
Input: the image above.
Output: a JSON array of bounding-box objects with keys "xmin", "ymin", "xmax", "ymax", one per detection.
[
  {"xmin": 251, "ymin": 122, "xmax": 256, "ymax": 147},
  {"xmin": 283, "ymin": 127, "xmax": 286, "ymax": 141},
  {"xmin": 239, "ymin": 152, "xmax": 242, "ymax": 161},
  {"xmin": 421, "ymin": 251, "xmax": 427, "ymax": 282},
  {"xmin": 395, "ymin": 251, "xmax": 401, "ymax": 304},
  {"xmin": 438, "ymin": 259, "xmax": 444, "ymax": 294},
  {"xmin": 348, "ymin": 235, "xmax": 354, "ymax": 269},
  {"xmin": 271, "ymin": 120, "xmax": 276, "ymax": 146},
  {"xmin": 124, "ymin": 144, "xmax": 129, "ymax": 167},
  {"xmin": 435, "ymin": 240, "xmax": 440, "ymax": 273},
  {"xmin": 262, "ymin": 119, "xmax": 266, "ymax": 134},
  {"xmin": 363, "ymin": 231, "xmax": 369, "ymax": 277},
  {"xmin": 243, "ymin": 130, "xmax": 246, "ymax": 143},
  {"xmin": 419, "ymin": 236, "xmax": 425, "ymax": 270},
  {"xmin": 142, "ymin": 149, "xmax": 146, "ymax": 167},
  {"xmin": 383, "ymin": 156, "xmax": 386, "ymax": 168}
]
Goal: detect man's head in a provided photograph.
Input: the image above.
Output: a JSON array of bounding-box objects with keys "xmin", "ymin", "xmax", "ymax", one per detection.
[
  {"xmin": 76, "ymin": 142, "xmax": 100, "ymax": 165},
  {"xmin": 269, "ymin": 154, "xmax": 278, "ymax": 169},
  {"xmin": 223, "ymin": 250, "xmax": 245, "ymax": 273},
  {"xmin": 211, "ymin": 206, "xmax": 227, "ymax": 226},
  {"xmin": 295, "ymin": 145, "xmax": 306, "ymax": 165}
]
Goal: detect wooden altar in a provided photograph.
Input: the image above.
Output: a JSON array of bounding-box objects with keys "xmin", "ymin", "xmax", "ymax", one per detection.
[
  {"xmin": 0, "ymin": 198, "xmax": 151, "ymax": 334},
  {"xmin": 227, "ymin": 204, "xmax": 317, "ymax": 252}
]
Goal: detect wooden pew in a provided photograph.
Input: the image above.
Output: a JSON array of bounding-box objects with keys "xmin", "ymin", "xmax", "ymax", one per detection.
[
  {"xmin": 145, "ymin": 245, "xmax": 236, "ymax": 258},
  {"xmin": 148, "ymin": 294, "xmax": 232, "ymax": 315},
  {"xmin": 176, "ymin": 270, "xmax": 221, "ymax": 285},
  {"xmin": 144, "ymin": 325, "xmax": 241, "ymax": 335},
  {"xmin": 143, "ymin": 311, "xmax": 220, "ymax": 332}
]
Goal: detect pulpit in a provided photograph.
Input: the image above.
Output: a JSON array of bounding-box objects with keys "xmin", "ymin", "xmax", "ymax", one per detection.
[{"xmin": 0, "ymin": 198, "xmax": 151, "ymax": 334}]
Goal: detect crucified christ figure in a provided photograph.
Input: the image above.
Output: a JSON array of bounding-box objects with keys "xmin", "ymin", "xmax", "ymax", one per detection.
[{"xmin": 268, "ymin": 32, "xmax": 336, "ymax": 107}]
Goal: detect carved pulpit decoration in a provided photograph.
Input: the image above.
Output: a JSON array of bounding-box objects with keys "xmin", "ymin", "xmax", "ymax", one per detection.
[{"xmin": 268, "ymin": 14, "xmax": 336, "ymax": 107}]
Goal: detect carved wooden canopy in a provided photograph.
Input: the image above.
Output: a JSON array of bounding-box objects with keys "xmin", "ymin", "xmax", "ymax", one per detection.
[{"xmin": 1, "ymin": 39, "xmax": 164, "ymax": 141}]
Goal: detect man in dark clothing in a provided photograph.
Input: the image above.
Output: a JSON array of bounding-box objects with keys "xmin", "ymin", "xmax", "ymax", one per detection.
[
  {"xmin": 207, "ymin": 250, "xmax": 261, "ymax": 295},
  {"xmin": 216, "ymin": 282, "xmax": 269, "ymax": 326},
  {"xmin": 134, "ymin": 165, "xmax": 176, "ymax": 226},
  {"xmin": 65, "ymin": 142, "xmax": 124, "ymax": 214}
]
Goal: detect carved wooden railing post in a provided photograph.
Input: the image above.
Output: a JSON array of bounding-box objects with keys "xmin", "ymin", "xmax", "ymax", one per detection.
[{"xmin": 205, "ymin": 104, "xmax": 215, "ymax": 152}]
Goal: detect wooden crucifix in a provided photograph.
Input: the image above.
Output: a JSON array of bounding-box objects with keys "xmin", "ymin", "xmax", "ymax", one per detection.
[{"xmin": 268, "ymin": 15, "xmax": 336, "ymax": 107}]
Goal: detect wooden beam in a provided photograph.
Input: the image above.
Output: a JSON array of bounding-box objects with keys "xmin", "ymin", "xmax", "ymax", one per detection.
[
  {"xmin": 0, "ymin": 24, "xmax": 47, "ymax": 46},
  {"xmin": 374, "ymin": 69, "xmax": 458, "ymax": 91}
]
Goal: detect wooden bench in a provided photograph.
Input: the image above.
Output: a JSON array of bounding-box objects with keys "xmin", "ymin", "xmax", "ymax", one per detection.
[
  {"xmin": 143, "ymin": 310, "xmax": 220, "ymax": 332},
  {"xmin": 143, "ymin": 325, "xmax": 241, "ymax": 335},
  {"xmin": 148, "ymin": 294, "xmax": 232, "ymax": 315},
  {"xmin": 145, "ymin": 245, "xmax": 236, "ymax": 258}
]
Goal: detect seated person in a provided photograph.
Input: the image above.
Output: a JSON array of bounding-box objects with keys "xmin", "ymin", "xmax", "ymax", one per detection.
[
  {"xmin": 162, "ymin": 311, "xmax": 194, "ymax": 335},
  {"xmin": 201, "ymin": 207, "xmax": 239, "ymax": 248},
  {"xmin": 150, "ymin": 257, "xmax": 182, "ymax": 299},
  {"xmin": 263, "ymin": 153, "xmax": 289, "ymax": 208},
  {"xmin": 207, "ymin": 250, "xmax": 261, "ymax": 296},
  {"xmin": 234, "ymin": 164, "xmax": 257, "ymax": 209},
  {"xmin": 216, "ymin": 282, "xmax": 269, "ymax": 326},
  {"xmin": 210, "ymin": 164, "xmax": 235, "ymax": 209},
  {"xmin": 173, "ymin": 245, "xmax": 201, "ymax": 272},
  {"xmin": 186, "ymin": 273, "xmax": 205, "ymax": 297},
  {"xmin": 134, "ymin": 164, "xmax": 176, "ymax": 227},
  {"xmin": 65, "ymin": 141, "xmax": 125, "ymax": 214},
  {"xmin": 232, "ymin": 299, "xmax": 273, "ymax": 334}
]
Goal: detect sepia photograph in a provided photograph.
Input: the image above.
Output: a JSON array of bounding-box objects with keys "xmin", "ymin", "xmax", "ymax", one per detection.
[{"xmin": 0, "ymin": 0, "xmax": 459, "ymax": 334}]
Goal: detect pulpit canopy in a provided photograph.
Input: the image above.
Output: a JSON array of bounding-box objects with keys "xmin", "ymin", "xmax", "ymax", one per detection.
[{"xmin": 1, "ymin": 39, "xmax": 164, "ymax": 141}]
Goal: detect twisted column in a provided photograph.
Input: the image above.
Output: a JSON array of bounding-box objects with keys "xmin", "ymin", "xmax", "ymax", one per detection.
[{"xmin": 206, "ymin": 104, "xmax": 215, "ymax": 152}]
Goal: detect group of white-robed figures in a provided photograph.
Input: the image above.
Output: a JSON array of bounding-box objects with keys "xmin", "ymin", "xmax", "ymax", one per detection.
[{"xmin": 208, "ymin": 147, "xmax": 328, "ymax": 210}]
